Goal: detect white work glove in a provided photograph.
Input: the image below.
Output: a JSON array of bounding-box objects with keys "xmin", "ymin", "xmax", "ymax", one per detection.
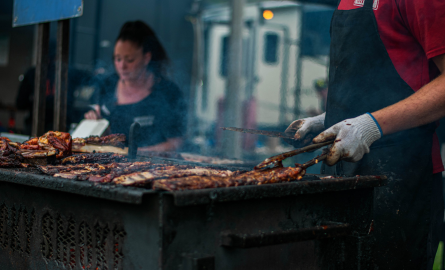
[
  {"xmin": 313, "ymin": 113, "xmax": 382, "ymax": 166},
  {"xmin": 285, "ymin": 113, "xmax": 326, "ymax": 148}
]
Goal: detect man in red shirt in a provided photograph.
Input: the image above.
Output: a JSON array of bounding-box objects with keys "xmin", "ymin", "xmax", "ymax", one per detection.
[{"xmin": 285, "ymin": 0, "xmax": 445, "ymax": 268}]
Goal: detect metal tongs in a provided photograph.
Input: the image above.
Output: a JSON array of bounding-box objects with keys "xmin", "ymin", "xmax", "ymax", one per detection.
[{"xmin": 254, "ymin": 140, "xmax": 334, "ymax": 170}]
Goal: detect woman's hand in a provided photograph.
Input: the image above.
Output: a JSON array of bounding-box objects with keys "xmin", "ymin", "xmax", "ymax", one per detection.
[{"xmin": 84, "ymin": 105, "xmax": 102, "ymax": 120}]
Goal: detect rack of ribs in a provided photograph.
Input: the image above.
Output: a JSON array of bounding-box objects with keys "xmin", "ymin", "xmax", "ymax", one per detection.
[
  {"xmin": 152, "ymin": 166, "xmax": 304, "ymax": 191},
  {"xmin": 38, "ymin": 161, "xmax": 194, "ymax": 182},
  {"xmin": 113, "ymin": 168, "xmax": 238, "ymax": 186},
  {"xmin": 61, "ymin": 152, "xmax": 127, "ymax": 164}
]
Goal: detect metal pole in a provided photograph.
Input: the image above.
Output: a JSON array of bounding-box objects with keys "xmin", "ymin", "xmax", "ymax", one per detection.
[
  {"xmin": 32, "ymin": 22, "xmax": 50, "ymax": 137},
  {"xmin": 222, "ymin": 0, "xmax": 244, "ymax": 159},
  {"xmin": 279, "ymin": 27, "xmax": 290, "ymax": 126},
  {"xmin": 54, "ymin": 19, "xmax": 70, "ymax": 131},
  {"xmin": 294, "ymin": 7, "xmax": 304, "ymax": 119},
  {"xmin": 187, "ymin": 15, "xmax": 203, "ymax": 140}
]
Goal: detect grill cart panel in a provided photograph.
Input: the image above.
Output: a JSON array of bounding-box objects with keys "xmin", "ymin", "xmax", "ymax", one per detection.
[{"xmin": 0, "ymin": 168, "xmax": 386, "ymax": 269}]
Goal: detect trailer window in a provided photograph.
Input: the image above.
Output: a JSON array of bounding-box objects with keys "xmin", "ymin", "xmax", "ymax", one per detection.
[
  {"xmin": 264, "ymin": 33, "xmax": 279, "ymax": 64},
  {"xmin": 220, "ymin": 36, "xmax": 248, "ymax": 78},
  {"xmin": 220, "ymin": 36, "xmax": 229, "ymax": 77}
]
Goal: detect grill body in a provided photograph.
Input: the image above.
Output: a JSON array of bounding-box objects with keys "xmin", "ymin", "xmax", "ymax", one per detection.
[{"xmin": 0, "ymin": 168, "xmax": 386, "ymax": 270}]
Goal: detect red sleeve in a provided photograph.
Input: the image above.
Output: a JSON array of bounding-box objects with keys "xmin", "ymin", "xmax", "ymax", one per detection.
[{"xmin": 397, "ymin": 0, "xmax": 445, "ymax": 59}]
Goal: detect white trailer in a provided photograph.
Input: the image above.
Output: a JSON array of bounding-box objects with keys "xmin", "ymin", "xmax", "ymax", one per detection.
[{"xmin": 195, "ymin": 1, "xmax": 334, "ymax": 132}]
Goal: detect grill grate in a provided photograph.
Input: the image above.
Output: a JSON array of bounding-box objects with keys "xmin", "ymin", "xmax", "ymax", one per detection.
[
  {"xmin": 25, "ymin": 210, "xmax": 35, "ymax": 255},
  {"xmin": 113, "ymin": 228, "xmax": 126, "ymax": 270},
  {"xmin": 0, "ymin": 205, "xmax": 36, "ymax": 256},
  {"xmin": 0, "ymin": 204, "xmax": 8, "ymax": 249},
  {"xmin": 56, "ymin": 215, "xmax": 65, "ymax": 265},
  {"xmin": 67, "ymin": 219, "xmax": 76, "ymax": 268},
  {"xmin": 10, "ymin": 207, "xmax": 21, "ymax": 252},
  {"xmin": 41, "ymin": 213, "xmax": 54, "ymax": 260},
  {"xmin": 79, "ymin": 222, "xmax": 93, "ymax": 269},
  {"xmin": 39, "ymin": 213, "xmax": 125, "ymax": 269},
  {"xmin": 95, "ymin": 224, "xmax": 110, "ymax": 270}
]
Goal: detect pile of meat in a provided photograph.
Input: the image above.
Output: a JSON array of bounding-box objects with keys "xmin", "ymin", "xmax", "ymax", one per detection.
[
  {"xmin": 0, "ymin": 137, "xmax": 27, "ymax": 168},
  {"xmin": 20, "ymin": 131, "xmax": 72, "ymax": 158},
  {"xmin": 0, "ymin": 131, "xmax": 73, "ymax": 167},
  {"xmin": 0, "ymin": 132, "xmax": 128, "ymax": 168}
]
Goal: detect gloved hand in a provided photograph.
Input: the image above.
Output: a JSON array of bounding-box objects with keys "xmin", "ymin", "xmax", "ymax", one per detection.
[
  {"xmin": 285, "ymin": 113, "xmax": 326, "ymax": 148},
  {"xmin": 313, "ymin": 113, "xmax": 382, "ymax": 166}
]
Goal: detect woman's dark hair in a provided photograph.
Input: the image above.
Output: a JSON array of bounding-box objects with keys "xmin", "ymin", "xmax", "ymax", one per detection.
[{"xmin": 116, "ymin": 20, "xmax": 169, "ymax": 77}]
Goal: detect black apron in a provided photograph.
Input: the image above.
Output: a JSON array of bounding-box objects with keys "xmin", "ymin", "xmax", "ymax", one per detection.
[{"xmin": 322, "ymin": 0, "xmax": 442, "ymax": 268}]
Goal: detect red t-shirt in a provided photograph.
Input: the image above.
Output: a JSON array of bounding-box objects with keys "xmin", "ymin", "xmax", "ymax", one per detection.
[{"xmin": 338, "ymin": 0, "xmax": 445, "ymax": 173}]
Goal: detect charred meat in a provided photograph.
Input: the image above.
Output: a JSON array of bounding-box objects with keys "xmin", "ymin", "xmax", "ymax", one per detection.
[
  {"xmin": 0, "ymin": 137, "xmax": 28, "ymax": 168},
  {"xmin": 20, "ymin": 131, "xmax": 72, "ymax": 158},
  {"xmin": 73, "ymin": 134, "xmax": 126, "ymax": 148},
  {"xmin": 61, "ymin": 153, "xmax": 127, "ymax": 164},
  {"xmin": 113, "ymin": 168, "xmax": 237, "ymax": 186},
  {"xmin": 38, "ymin": 161, "xmax": 194, "ymax": 182},
  {"xmin": 153, "ymin": 166, "xmax": 304, "ymax": 191}
]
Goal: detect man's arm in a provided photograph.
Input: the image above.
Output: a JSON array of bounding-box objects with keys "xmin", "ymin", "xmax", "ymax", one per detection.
[
  {"xmin": 372, "ymin": 54, "xmax": 445, "ymax": 135},
  {"xmin": 313, "ymin": 54, "xmax": 445, "ymax": 165}
]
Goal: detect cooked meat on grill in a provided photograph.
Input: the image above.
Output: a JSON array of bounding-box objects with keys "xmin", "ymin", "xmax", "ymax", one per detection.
[
  {"xmin": 0, "ymin": 137, "xmax": 20, "ymax": 156},
  {"xmin": 38, "ymin": 163, "xmax": 111, "ymax": 175},
  {"xmin": 61, "ymin": 153, "xmax": 127, "ymax": 164},
  {"xmin": 20, "ymin": 131, "xmax": 72, "ymax": 158},
  {"xmin": 19, "ymin": 149, "xmax": 58, "ymax": 158},
  {"xmin": 0, "ymin": 137, "xmax": 29, "ymax": 167},
  {"xmin": 73, "ymin": 134, "xmax": 126, "ymax": 148},
  {"xmin": 153, "ymin": 166, "xmax": 305, "ymax": 191},
  {"xmin": 113, "ymin": 168, "xmax": 237, "ymax": 186},
  {"xmin": 0, "ymin": 154, "xmax": 28, "ymax": 168},
  {"xmin": 38, "ymin": 161, "xmax": 195, "ymax": 182}
]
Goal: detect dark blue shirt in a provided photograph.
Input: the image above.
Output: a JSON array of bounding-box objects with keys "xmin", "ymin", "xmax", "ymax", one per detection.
[{"xmin": 96, "ymin": 74, "xmax": 185, "ymax": 147}]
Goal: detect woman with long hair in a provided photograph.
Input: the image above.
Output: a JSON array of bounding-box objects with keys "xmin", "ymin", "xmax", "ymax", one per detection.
[{"xmin": 85, "ymin": 20, "xmax": 185, "ymax": 151}]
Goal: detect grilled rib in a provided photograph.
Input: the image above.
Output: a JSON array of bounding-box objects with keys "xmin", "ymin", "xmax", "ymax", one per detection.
[
  {"xmin": 38, "ymin": 161, "xmax": 194, "ymax": 182},
  {"xmin": 61, "ymin": 153, "xmax": 127, "ymax": 164},
  {"xmin": 73, "ymin": 134, "xmax": 126, "ymax": 148},
  {"xmin": 113, "ymin": 168, "xmax": 237, "ymax": 186}
]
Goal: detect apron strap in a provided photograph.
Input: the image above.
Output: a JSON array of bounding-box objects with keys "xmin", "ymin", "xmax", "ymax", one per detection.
[{"xmin": 364, "ymin": 0, "xmax": 374, "ymax": 10}]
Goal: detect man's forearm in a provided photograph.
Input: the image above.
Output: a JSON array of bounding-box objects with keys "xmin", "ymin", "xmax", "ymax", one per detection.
[
  {"xmin": 372, "ymin": 54, "xmax": 445, "ymax": 135},
  {"xmin": 372, "ymin": 72, "xmax": 445, "ymax": 135}
]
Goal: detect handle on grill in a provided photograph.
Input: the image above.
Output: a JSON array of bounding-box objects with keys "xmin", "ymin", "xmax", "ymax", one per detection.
[
  {"xmin": 128, "ymin": 122, "xmax": 140, "ymax": 160},
  {"xmin": 220, "ymin": 221, "xmax": 351, "ymax": 248}
]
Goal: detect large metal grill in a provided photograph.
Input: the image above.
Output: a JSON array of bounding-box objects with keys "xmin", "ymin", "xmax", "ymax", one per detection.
[{"xmin": 0, "ymin": 160, "xmax": 387, "ymax": 270}]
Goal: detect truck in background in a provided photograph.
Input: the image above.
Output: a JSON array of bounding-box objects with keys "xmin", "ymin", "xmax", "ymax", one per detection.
[{"xmin": 192, "ymin": 1, "xmax": 334, "ymax": 153}]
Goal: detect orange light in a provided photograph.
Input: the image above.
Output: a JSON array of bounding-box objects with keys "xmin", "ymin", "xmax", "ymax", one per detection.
[{"xmin": 263, "ymin": 10, "xmax": 274, "ymax": 20}]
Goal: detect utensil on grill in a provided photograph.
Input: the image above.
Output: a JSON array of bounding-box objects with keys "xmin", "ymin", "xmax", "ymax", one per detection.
[
  {"xmin": 221, "ymin": 127, "xmax": 296, "ymax": 140},
  {"xmin": 254, "ymin": 140, "xmax": 334, "ymax": 170}
]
